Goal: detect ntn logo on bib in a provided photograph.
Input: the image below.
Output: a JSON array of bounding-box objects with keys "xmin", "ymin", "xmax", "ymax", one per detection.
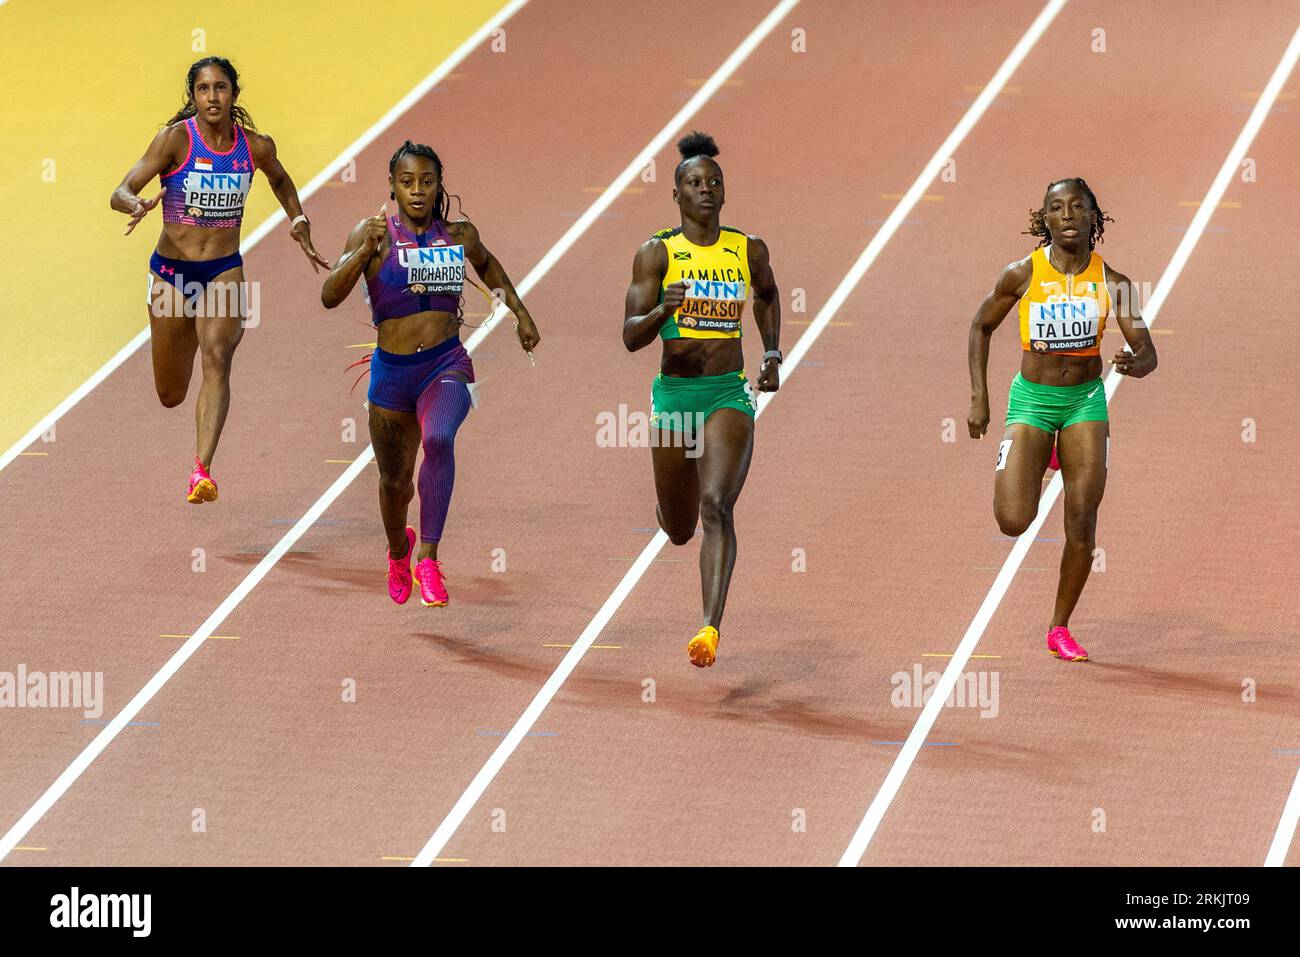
[
  {"xmin": 399, "ymin": 244, "xmax": 465, "ymax": 293},
  {"xmin": 181, "ymin": 171, "xmax": 251, "ymax": 218},
  {"xmin": 1029, "ymin": 297, "xmax": 1100, "ymax": 352},
  {"xmin": 678, "ymin": 278, "xmax": 747, "ymax": 332}
]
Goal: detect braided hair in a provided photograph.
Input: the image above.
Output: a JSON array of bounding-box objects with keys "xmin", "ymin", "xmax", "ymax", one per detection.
[
  {"xmin": 674, "ymin": 130, "xmax": 720, "ymax": 183},
  {"xmin": 164, "ymin": 57, "xmax": 257, "ymax": 132},
  {"xmin": 1024, "ymin": 177, "xmax": 1112, "ymax": 249}
]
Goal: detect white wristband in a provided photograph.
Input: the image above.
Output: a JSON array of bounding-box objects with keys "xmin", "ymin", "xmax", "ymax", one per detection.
[{"xmin": 291, "ymin": 214, "xmax": 309, "ymax": 228}]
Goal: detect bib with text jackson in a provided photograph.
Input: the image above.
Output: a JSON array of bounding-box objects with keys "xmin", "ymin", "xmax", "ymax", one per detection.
[
  {"xmin": 656, "ymin": 226, "xmax": 750, "ymax": 340},
  {"xmin": 1018, "ymin": 246, "xmax": 1111, "ymax": 356}
]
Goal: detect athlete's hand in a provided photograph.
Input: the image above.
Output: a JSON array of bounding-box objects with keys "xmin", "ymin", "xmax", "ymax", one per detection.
[
  {"xmin": 514, "ymin": 313, "xmax": 540, "ymax": 355},
  {"xmin": 968, "ymin": 398, "xmax": 991, "ymax": 439},
  {"xmin": 123, "ymin": 188, "xmax": 166, "ymax": 236},
  {"xmin": 1111, "ymin": 347, "xmax": 1154, "ymax": 378},
  {"xmin": 756, "ymin": 357, "xmax": 780, "ymax": 392},
  {"xmin": 291, "ymin": 218, "xmax": 331, "ymax": 273},
  {"xmin": 660, "ymin": 280, "xmax": 689, "ymax": 316},
  {"xmin": 361, "ymin": 203, "xmax": 388, "ymax": 255}
]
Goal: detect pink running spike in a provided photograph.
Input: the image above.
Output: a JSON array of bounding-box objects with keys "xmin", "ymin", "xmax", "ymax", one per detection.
[
  {"xmin": 1048, "ymin": 444, "xmax": 1061, "ymax": 471},
  {"xmin": 413, "ymin": 557, "xmax": 449, "ymax": 607},
  {"xmin": 186, "ymin": 456, "xmax": 218, "ymax": 504},
  {"xmin": 387, "ymin": 526, "xmax": 416, "ymax": 605},
  {"xmin": 1047, "ymin": 626, "xmax": 1088, "ymax": 662}
]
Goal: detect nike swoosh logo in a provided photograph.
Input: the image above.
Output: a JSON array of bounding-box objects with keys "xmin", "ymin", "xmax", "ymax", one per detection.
[
  {"xmin": 395, "ymin": 241, "xmax": 415, "ymax": 247},
  {"xmin": 1087, "ymin": 386, "xmax": 1100, "ymax": 398}
]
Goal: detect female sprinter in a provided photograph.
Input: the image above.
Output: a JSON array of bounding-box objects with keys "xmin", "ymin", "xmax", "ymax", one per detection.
[
  {"xmin": 111, "ymin": 56, "xmax": 328, "ymax": 503},
  {"xmin": 623, "ymin": 132, "xmax": 781, "ymax": 668},
  {"xmin": 967, "ymin": 178, "xmax": 1157, "ymax": 661},
  {"xmin": 321, "ymin": 141, "xmax": 540, "ymax": 607}
]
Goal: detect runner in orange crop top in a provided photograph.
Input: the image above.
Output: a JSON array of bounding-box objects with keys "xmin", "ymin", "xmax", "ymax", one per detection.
[{"xmin": 966, "ymin": 178, "xmax": 1158, "ymax": 662}]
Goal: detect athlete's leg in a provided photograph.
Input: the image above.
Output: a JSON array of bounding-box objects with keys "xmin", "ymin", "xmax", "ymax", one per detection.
[
  {"xmin": 651, "ymin": 434, "xmax": 701, "ymax": 546},
  {"xmin": 1051, "ymin": 419, "xmax": 1108, "ymax": 628},
  {"xmin": 992, "ymin": 423, "xmax": 1055, "ymax": 536},
  {"xmin": 695, "ymin": 408, "xmax": 754, "ymax": 629},
  {"xmin": 193, "ymin": 266, "xmax": 247, "ymax": 468},
  {"xmin": 147, "ymin": 273, "xmax": 198, "ymax": 409},
  {"xmin": 414, "ymin": 372, "xmax": 472, "ymax": 562},
  {"xmin": 369, "ymin": 403, "xmax": 422, "ymax": 557}
]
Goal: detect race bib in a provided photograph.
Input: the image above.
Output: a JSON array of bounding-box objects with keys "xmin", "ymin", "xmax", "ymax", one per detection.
[
  {"xmin": 181, "ymin": 171, "xmax": 251, "ymax": 221},
  {"xmin": 398, "ymin": 244, "xmax": 465, "ymax": 295},
  {"xmin": 676, "ymin": 278, "xmax": 747, "ymax": 335},
  {"xmin": 1028, "ymin": 296, "xmax": 1100, "ymax": 353}
]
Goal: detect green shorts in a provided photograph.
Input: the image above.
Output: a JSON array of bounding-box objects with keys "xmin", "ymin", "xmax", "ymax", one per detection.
[
  {"xmin": 651, "ymin": 370, "xmax": 756, "ymax": 433},
  {"xmin": 1005, "ymin": 372, "xmax": 1108, "ymax": 434}
]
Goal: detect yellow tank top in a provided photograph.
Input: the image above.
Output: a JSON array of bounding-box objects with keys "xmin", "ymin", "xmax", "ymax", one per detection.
[
  {"xmin": 655, "ymin": 226, "xmax": 750, "ymax": 340},
  {"xmin": 1017, "ymin": 245, "xmax": 1110, "ymax": 357}
]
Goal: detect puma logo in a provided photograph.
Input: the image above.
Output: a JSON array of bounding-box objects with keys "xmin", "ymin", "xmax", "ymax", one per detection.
[{"xmin": 723, "ymin": 247, "xmax": 741, "ymax": 260}]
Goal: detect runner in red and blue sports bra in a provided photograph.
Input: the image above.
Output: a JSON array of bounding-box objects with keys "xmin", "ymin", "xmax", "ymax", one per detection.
[
  {"xmin": 322, "ymin": 141, "xmax": 540, "ymax": 608},
  {"xmin": 111, "ymin": 56, "xmax": 328, "ymax": 504}
]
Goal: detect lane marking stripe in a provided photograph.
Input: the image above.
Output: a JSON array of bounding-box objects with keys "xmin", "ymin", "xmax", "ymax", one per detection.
[{"xmin": 839, "ymin": 21, "xmax": 1300, "ymax": 870}]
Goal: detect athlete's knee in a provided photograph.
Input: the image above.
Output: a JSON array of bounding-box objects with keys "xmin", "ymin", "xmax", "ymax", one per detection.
[
  {"xmin": 378, "ymin": 473, "xmax": 412, "ymax": 500},
  {"xmin": 201, "ymin": 339, "xmax": 238, "ymax": 374},
  {"xmin": 995, "ymin": 505, "xmax": 1035, "ymax": 538},
  {"xmin": 421, "ymin": 423, "xmax": 456, "ymax": 460},
  {"xmin": 656, "ymin": 504, "xmax": 695, "ymax": 546},
  {"xmin": 699, "ymin": 491, "xmax": 735, "ymax": 530},
  {"xmin": 666, "ymin": 525, "xmax": 695, "ymax": 546},
  {"xmin": 1063, "ymin": 505, "xmax": 1098, "ymax": 546},
  {"xmin": 156, "ymin": 387, "xmax": 187, "ymax": 409}
]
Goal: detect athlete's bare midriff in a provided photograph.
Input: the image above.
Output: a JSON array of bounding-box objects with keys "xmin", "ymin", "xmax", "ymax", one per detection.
[
  {"xmin": 660, "ymin": 337, "xmax": 744, "ymax": 378},
  {"xmin": 376, "ymin": 310, "xmax": 461, "ymax": 355}
]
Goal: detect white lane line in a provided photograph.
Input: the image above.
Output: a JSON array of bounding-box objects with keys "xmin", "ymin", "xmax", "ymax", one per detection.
[
  {"xmin": 0, "ymin": 0, "xmax": 797, "ymax": 867},
  {"xmin": 1266, "ymin": 764, "xmax": 1300, "ymax": 866},
  {"xmin": 408, "ymin": 0, "xmax": 1039, "ymax": 868},
  {"xmin": 838, "ymin": 22, "xmax": 1300, "ymax": 869},
  {"xmin": 0, "ymin": 0, "xmax": 530, "ymax": 476}
]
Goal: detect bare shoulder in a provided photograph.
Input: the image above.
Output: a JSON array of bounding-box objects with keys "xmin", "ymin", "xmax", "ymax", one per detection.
[
  {"xmin": 635, "ymin": 235, "xmax": 668, "ymax": 268},
  {"xmin": 1101, "ymin": 259, "xmax": 1132, "ymax": 287},
  {"xmin": 997, "ymin": 252, "xmax": 1035, "ymax": 296},
  {"xmin": 243, "ymin": 128, "xmax": 276, "ymax": 162}
]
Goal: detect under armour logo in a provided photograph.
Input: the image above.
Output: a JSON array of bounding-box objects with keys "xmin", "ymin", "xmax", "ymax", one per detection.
[
  {"xmin": 161, "ymin": 265, "xmax": 175, "ymax": 276},
  {"xmin": 232, "ymin": 159, "xmax": 250, "ymax": 171}
]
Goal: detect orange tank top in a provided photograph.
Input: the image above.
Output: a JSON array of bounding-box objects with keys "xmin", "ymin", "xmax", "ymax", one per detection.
[{"xmin": 1017, "ymin": 245, "xmax": 1110, "ymax": 357}]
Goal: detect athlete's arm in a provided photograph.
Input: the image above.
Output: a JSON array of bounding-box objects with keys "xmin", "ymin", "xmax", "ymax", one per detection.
[
  {"xmin": 623, "ymin": 239, "xmax": 682, "ymax": 352},
  {"xmin": 967, "ymin": 257, "xmax": 1031, "ymax": 438},
  {"xmin": 110, "ymin": 125, "xmax": 183, "ymax": 234},
  {"xmin": 248, "ymin": 132, "xmax": 330, "ymax": 272},
  {"xmin": 453, "ymin": 219, "xmax": 539, "ymax": 354},
  {"xmin": 748, "ymin": 236, "xmax": 781, "ymax": 392},
  {"xmin": 321, "ymin": 212, "xmax": 384, "ymax": 309},
  {"xmin": 1104, "ymin": 266, "xmax": 1157, "ymax": 378}
]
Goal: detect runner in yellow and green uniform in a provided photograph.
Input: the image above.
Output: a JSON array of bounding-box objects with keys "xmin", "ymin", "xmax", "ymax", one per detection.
[{"xmin": 623, "ymin": 131, "xmax": 782, "ymax": 668}]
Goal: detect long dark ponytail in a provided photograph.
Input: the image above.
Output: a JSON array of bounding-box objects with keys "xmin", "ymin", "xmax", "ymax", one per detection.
[{"xmin": 164, "ymin": 56, "xmax": 258, "ymax": 131}]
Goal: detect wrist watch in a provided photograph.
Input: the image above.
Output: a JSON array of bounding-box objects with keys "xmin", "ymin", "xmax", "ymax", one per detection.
[{"xmin": 762, "ymin": 349, "xmax": 783, "ymax": 365}]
